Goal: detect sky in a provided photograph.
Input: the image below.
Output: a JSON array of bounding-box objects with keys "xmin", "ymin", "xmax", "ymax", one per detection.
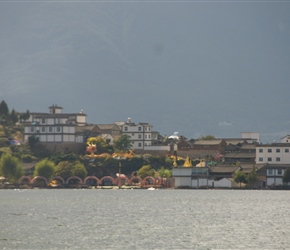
[{"xmin": 0, "ymin": 0, "xmax": 290, "ymax": 143}]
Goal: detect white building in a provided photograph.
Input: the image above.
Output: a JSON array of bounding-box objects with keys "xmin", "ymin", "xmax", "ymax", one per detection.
[
  {"xmin": 241, "ymin": 132, "xmax": 260, "ymax": 143},
  {"xmin": 256, "ymin": 143, "xmax": 290, "ymax": 186},
  {"xmin": 256, "ymin": 143, "xmax": 290, "ymax": 164},
  {"xmin": 23, "ymin": 104, "xmax": 87, "ymax": 143},
  {"xmin": 265, "ymin": 165, "xmax": 289, "ymax": 186},
  {"xmin": 120, "ymin": 118, "xmax": 158, "ymax": 149},
  {"xmin": 281, "ymin": 135, "xmax": 290, "ymax": 143}
]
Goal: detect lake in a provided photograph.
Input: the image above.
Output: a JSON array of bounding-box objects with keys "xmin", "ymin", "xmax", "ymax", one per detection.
[{"xmin": 1, "ymin": 189, "xmax": 290, "ymax": 249}]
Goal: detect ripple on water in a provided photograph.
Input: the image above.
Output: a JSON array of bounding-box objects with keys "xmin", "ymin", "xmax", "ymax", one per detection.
[{"xmin": 1, "ymin": 189, "xmax": 290, "ymax": 249}]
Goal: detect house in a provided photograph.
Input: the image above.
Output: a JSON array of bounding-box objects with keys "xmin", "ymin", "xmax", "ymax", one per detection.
[
  {"xmin": 255, "ymin": 143, "xmax": 290, "ymax": 164},
  {"xmin": 119, "ymin": 118, "xmax": 158, "ymax": 150},
  {"xmin": 22, "ymin": 104, "xmax": 87, "ymax": 152},
  {"xmin": 172, "ymin": 167, "xmax": 193, "ymax": 188},
  {"xmin": 265, "ymin": 164, "xmax": 290, "ymax": 186},
  {"xmin": 281, "ymin": 135, "xmax": 290, "ymax": 143},
  {"xmin": 172, "ymin": 160, "xmax": 243, "ymax": 188},
  {"xmin": 255, "ymin": 143, "xmax": 290, "ymax": 187},
  {"xmin": 224, "ymin": 143, "xmax": 257, "ymax": 164},
  {"xmin": 176, "ymin": 139, "xmax": 226, "ymax": 160}
]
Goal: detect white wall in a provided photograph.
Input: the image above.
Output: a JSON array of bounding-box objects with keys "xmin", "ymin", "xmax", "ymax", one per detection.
[
  {"xmin": 211, "ymin": 178, "xmax": 233, "ymax": 188},
  {"xmin": 175, "ymin": 177, "xmax": 192, "ymax": 187},
  {"xmin": 47, "ymin": 118, "xmax": 54, "ymax": 125},
  {"xmin": 144, "ymin": 145, "xmax": 171, "ymax": 151},
  {"xmin": 256, "ymin": 146, "xmax": 290, "ymax": 164},
  {"xmin": 76, "ymin": 115, "xmax": 86, "ymax": 124},
  {"xmin": 267, "ymin": 177, "xmax": 283, "ymax": 186},
  {"xmin": 63, "ymin": 127, "xmax": 75, "ymax": 133},
  {"xmin": 172, "ymin": 168, "xmax": 193, "ymax": 187},
  {"xmin": 192, "ymin": 178, "xmax": 208, "ymax": 188}
]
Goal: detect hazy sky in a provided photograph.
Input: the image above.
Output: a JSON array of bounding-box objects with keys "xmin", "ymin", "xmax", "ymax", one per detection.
[{"xmin": 1, "ymin": 0, "xmax": 290, "ymax": 142}]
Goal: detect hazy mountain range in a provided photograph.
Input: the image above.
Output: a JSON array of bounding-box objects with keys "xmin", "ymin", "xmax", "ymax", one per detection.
[{"xmin": 1, "ymin": 1, "xmax": 290, "ymax": 143}]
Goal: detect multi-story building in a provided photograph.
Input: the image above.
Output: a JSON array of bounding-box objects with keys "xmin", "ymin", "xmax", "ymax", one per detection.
[
  {"xmin": 256, "ymin": 143, "xmax": 290, "ymax": 164},
  {"xmin": 120, "ymin": 118, "xmax": 158, "ymax": 149},
  {"xmin": 256, "ymin": 143, "xmax": 290, "ymax": 186},
  {"xmin": 23, "ymin": 104, "xmax": 87, "ymax": 144}
]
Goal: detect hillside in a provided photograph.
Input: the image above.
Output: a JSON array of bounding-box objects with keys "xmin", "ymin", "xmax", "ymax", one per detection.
[{"xmin": 0, "ymin": 125, "xmax": 24, "ymax": 151}]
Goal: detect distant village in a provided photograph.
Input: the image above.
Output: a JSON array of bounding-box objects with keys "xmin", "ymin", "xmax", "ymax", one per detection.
[{"xmin": 16, "ymin": 104, "xmax": 290, "ymax": 189}]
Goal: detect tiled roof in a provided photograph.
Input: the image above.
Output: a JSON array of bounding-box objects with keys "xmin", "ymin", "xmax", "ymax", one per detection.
[
  {"xmin": 209, "ymin": 165, "xmax": 240, "ymax": 173},
  {"xmin": 97, "ymin": 124, "xmax": 120, "ymax": 130},
  {"xmin": 193, "ymin": 140, "xmax": 224, "ymax": 145}
]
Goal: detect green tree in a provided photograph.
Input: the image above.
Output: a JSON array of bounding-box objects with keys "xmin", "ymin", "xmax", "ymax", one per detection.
[
  {"xmin": 158, "ymin": 167, "xmax": 172, "ymax": 178},
  {"xmin": 34, "ymin": 159, "xmax": 55, "ymax": 179},
  {"xmin": 73, "ymin": 162, "xmax": 87, "ymax": 179},
  {"xmin": 0, "ymin": 100, "xmax": 9, "ymax": 135},
  {"xmin": 199, "ymin": 135, "xmax": 216, "ymax": 140},
  {"xmin": 283, "ymin": 167, "xmax": 290, "ymax": 184},
  {"xmin": 114, "ymin": 135, "xmax": 132, "ymax": 152},
  {"xmin": 10, "ymin": 109, "xmax": 18, "ymax": 125},
  {"xmin": 87, "ymin": 136, "xmax": 112, "ymax": 154},
  {"xmin": 0, "ymin": 153, "xmax": 24, "ymax": 183},
  {"xmin": 247, "ymin": 166, "xmax": 258, "ymax": 188},
  {"xmin": 50, "ymin": 152, "xmax": 79, "ymax": 165},
  {"xmin": 54, "ymin": 161, "xmax": 74, "ymax": 180},
  {"xmin": 233, "ymin": 170, "xmax": 247, "ymax": 188},
  {"xmin": 0, "ymin": 100, "xmax": 9, "ymax": 118},
  {"xmin": 19, "ymin": 110, "xmax": 30, "ymax": 122},
  {"xmin": 28, "ymin": 136, "xmax": 39, "ymax": 149},
  {"xmin": 137, "ymin": 165, "xmax": 155, "ymax": 179}
]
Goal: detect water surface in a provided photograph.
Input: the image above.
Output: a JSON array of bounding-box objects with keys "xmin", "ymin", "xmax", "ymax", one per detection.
[{"xmin": 1, "ymin": 189, "xmax": 290, "ymax": 249}]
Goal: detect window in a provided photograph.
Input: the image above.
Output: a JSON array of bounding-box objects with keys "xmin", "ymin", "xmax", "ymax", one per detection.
[
  {"xmin": 57, "ymin": 127, "xmax": 61, "ymax": 132},
  {"xmin": 138, "ymin": 126, "xmax": 142, "ymax": 131},
  {"xmin": 145, "ymin": 135, "xmax": 147, "ymax": 139},
  {"xmin": 259, "ymin": 149, "xmax": 263, "ymax": 153},
  {"xmin": 277, "ymin": 169, "xmax": 282, "ymax": 175},
  {"xmin": 267, "ymin": 149, "xmax": 272, "ymax": 153},
  {"xmin": 41, "ymin": 127, "xmax": 45, "ymax": 132},
  {"xmin": 259, "ymin": 157, "xmax": 263, "ymax": 162},
  {"xmin": 138, "ymin": 134, "xmax": 142, "ymax": 139},
  {"xmin": 31, "ymin": 127, "xmax": 34, "ymax": 132},
  {"xmin": 268, "ymin": 169, "xmax": 273, "ymax": 175},
  {"xmin": 276, "ymin": 148, "xmax": 280, "ymax": 153},
  {"xmin": 148, "ymin": 135, "xmax": 151, "ymax": 139},
  {"xmin": 276, "ymin": 157, "xmax": 280, "ymax": 162},
  {"xmin": 124, "ymin": 126, "xmax": 128, "ymax": 131},
  {"xmin": 267, "ymin": 157, "xmax": 272, "ymax": 162},
  {"xmin": 285, "ymin": 148, "xmax": 289, "ymax": 153},
  {"xmin": 138, "ymin": 143, "xmax": 142, "ymax": 147},
  {"xmin": 49, "ymin": 127, "xmax": 53, "ymax": 132},
  {"xmin": 41, "ymin": 118, "xmax": 45, "ymax": 124}
]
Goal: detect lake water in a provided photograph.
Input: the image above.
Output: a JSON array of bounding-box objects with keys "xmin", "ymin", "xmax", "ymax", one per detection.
[{"xmin": 1, "ymin": 189, "xmax": 290, "ymax": 250}]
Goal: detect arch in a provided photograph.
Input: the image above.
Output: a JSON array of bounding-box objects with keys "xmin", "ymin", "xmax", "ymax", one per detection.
[
  {"xmin": 154, "ymin": 177, "xmax": 162, "ymax": 185},
  {"xmin": 19, "ymin": 176, "xmax": 31, "ymax": 185},
  {"xmin": 143, "ymin": 176, "xmax": 155, "ymax": 186},
  {"xmin": 31, "ymin": 176, "xmax": 48, "ymax": 187},
  {"xmin": 100, "ymin": 176, "xmax": 115, "ymax": 186},
  {"xmin": 50, "ymin": 176, "xmax": 65, "ymax": 186},
  {"xmin": 84, "ymin": 176, "xmax": 100, "ymax": 186},
  {"xmin": 129, "ymin": 176, "xmax": 142, "ymax": 186},
  {"xmin": 115, "ymin": 176, "xmax": 130, "ymax": 186},
  {"xmin": 66, "ymin": 176, "xmax": 83, "ymax": 185}
]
